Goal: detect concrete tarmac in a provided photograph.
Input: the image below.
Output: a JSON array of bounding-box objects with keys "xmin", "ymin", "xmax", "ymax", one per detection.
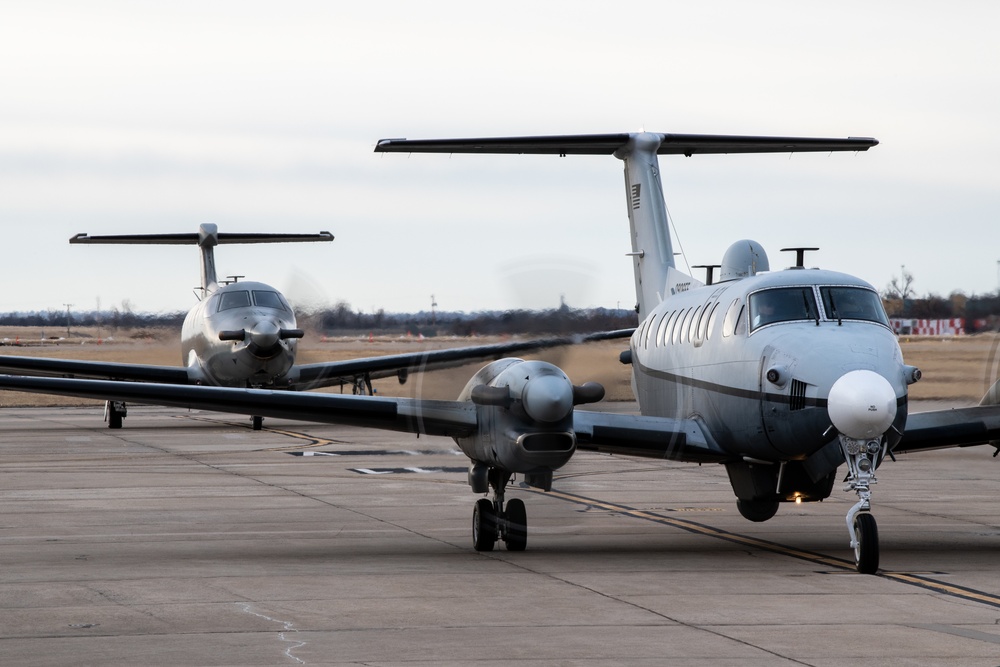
[{"xmin": 3, "ymin": 406, "xmax": 1000, "ymax": 666}]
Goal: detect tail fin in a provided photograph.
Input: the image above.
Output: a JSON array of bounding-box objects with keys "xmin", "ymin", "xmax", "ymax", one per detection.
[
  {"xmin": 70, "ymin": 224, "xmax": 334, "ymax": 295},
  {"xmin": 376, "ymin": 132, "xmax": 876, "ymax": 319}
]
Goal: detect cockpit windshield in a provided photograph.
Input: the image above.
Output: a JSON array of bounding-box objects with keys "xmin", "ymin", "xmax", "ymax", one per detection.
[
  {"xmin": 218, "ymin": 290, "xmax": 251, "ymax": 312},
  {"xmin": 215, "ymin": 289, "xmax": 289, "ymax": 312},
  {"xmin": 252, "ymin": 290, "xmax": 287, "ymax": 311},
  {"xmin": 820, "ymin": 287, "xmax": 889, "ymax": 326},
  {"xmin": 749, "ymin": 287, "xmax": 819, "ymax": 330}
]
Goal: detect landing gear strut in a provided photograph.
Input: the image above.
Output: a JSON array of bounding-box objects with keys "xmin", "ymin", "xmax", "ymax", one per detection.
[
  {"xmin": 105, "ymin": 400, "xmax": 126, "ymax": 429},
  {"xmin": 840, "ymin": 434, "xmax": 885, "ymax": 574},
  {"xmin": 471, "ymin": 468, "xmax": 527, "ymax": 552},
  {"xmin": 352, "ymin": 374, "xmax": 374, "ymax": 396}
]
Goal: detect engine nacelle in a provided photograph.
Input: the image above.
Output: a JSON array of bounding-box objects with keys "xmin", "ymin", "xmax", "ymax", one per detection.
[{"xmin": 455, "ymin": 358, "xmax": 604, "ymax": 487}]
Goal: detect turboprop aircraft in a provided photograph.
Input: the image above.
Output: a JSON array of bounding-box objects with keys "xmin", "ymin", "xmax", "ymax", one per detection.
[
  {"xmin": 0, "ymin": 223, "xmax": 631, "ymax": 430},
  {"xmin": 4, "ymin": 132, "xmax": 1000, "ymax": 575}
]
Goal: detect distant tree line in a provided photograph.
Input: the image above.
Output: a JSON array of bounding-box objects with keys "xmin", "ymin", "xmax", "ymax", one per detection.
[
  {"xmin": 881, "ymin": 268, "xmax": 1000, "ymax": 332},
  {"xmin": 0, "ymin": 302, "xmax": 638, "ymax": 338}
]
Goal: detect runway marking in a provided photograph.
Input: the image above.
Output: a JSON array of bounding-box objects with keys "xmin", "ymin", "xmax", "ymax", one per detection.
[
  {"xmin": 236, "ymin": 604, "xmax": 306, "ymax": 665},
  {"xmin": 352, "ymin": 466, "xmax": 467, "ymax": 475},
  {"xmin": 289, "ymin": 449, "xmax": 463, "ymax": 457},
  {"xmin": 543, "ymin": 488, "xmax": 1000, "ymax": 611}
]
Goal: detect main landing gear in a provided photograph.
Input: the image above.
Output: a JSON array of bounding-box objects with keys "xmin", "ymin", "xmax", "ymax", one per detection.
[
  {"xmin": 250, "ymin": 415, "xmax": 264, "ymax": 430},
  {"xmin": 840, "ymin": 434, "xmax": 885, "ymax": 574},
  {"xmin": 471, "ymin": 468, "xmax": 527, "ymax": 552}
]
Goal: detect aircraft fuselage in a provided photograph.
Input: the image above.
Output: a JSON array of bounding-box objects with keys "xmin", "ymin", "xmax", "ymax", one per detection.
[
  {"xmin": 181, "ymin": 280, "xmax": 299, "ymax": 387},
  {"xmin": 630, "ymin": 267, "xmax": 908, "ymax": 464}
]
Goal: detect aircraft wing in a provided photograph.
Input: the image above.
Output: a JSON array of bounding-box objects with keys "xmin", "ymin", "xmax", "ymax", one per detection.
[
  {"xmin": 894, "ymin": 405, "xmax": 1000, "ymax": 454},
  {"xmin": 0, "ymin": 375, "xmax": 478, "ymax": 438},
  {"xmin": 375, "ymin": 133, "xmax": 878, "ymax": 156},
  {"xmin": 572, "ymin": 410, "xmax": 727, "ymax": 463},
  {"xmin": 0, "ymin": 373, "xmax": 725, "ymax": 463},
  {"xmin": 288, "ymin": 330, "xmax": 635, "ymax": 390},
  {"xmin": 0, "ymin": 355, "xmax": 193, "ymax": 384}
]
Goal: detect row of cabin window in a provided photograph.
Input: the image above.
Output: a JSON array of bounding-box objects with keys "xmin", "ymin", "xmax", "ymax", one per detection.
[{"xmin": 641, "ymin": 299, "xmax": 746, "ymax": 349}]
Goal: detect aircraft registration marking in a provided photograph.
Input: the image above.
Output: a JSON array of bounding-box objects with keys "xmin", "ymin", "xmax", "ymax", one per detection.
[{"xmin": 543, "ymin": 488, "xmax": 1000, "ymax": 610}]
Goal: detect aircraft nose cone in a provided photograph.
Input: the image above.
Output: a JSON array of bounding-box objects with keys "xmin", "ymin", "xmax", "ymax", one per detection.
[
  {"xmin": 827, "ymin": 370, "xmax": 897, "ymax": 440},
  {"xmin": 248, "ymin": 320, "xmax": 280, "ymax": 350},
  {"xmin": 521, "ymin": 374, "xmax": 574, "ymax": 423}
]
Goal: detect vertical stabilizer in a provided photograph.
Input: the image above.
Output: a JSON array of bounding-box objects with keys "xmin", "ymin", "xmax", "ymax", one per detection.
[
  {"xmin": 198, "ymin": 223, "xmax": 220, "ymax": 293},
  {"xmin": 614, "ymin": 133, "xmax": 677, "ymax": 320}
]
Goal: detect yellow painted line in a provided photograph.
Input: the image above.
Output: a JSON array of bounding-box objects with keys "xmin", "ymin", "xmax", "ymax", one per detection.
[
  {"xmin": 176, "ymin": 415, "xmax": 340, "ymax": 451},
  {"xmin": 543, "ymin": 488, "xmax": 1000, "ymax": 609}
]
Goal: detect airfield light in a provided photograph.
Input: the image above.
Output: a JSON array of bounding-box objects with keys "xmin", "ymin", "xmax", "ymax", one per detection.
[{"xmin": 795, "ymin": 496, "xmax": 802, "ymax": 505}]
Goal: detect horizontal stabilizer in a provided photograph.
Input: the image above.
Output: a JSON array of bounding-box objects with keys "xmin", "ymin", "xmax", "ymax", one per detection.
[
  {"xmin": 70, "ymin": 231, "xmax": 334, "ymax": 245},
  {"xmin": 376, "ymin": 133, "xmax": 878, "ymax": 156}
]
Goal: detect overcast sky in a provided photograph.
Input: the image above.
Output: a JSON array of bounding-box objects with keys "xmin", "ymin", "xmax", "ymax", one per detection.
[{"xmin": 1, "ymin": 1, "xmax": 998, "ymax": 317}]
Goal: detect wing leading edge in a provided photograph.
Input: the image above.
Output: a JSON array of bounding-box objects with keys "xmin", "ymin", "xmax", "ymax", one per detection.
[
  {"xmin": 895, "ymin": 405, "xmax": 1000, "ymax": 454},
  {"xmin": 0, "ymin": 375, "xmax": 477, "ymax": 438},
  {"xmin": 0, "ymin": 356, "xmax": 193, "ymax": 384},
  {"xmin": 290, "ymin": 329, "xmax": 635, "ymax": 390}
]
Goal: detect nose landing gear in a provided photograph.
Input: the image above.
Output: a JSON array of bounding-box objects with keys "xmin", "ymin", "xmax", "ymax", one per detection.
[
  {"xmin": 471, "ymin": 468, "xmax": 527, "ymax": 552},
  {"xmin": 840, "ymin": 435, "xmax": 884, "ymax": 574}
]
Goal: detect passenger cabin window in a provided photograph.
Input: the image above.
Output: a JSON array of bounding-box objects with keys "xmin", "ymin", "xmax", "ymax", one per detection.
[
  {"xmin": 722, "ymin": 299, "xmax": 740, "ymax": 338},
  {"xmin": 688, "ymin": 306, "xmax": 703, "ymax": 343},
  {"xmin": 676, "ymin": 308, "xmax": 692, "ymax": 344},
  {"xmin": 252, "ymin": 290, "xmax": 288, "ymax": 311},
  {"xmin": 656, "ymin": 311, "xmax": 672, "ymax": 347},
  {"xmin": 750, "ymin": 288, "xmax": 818, "ymax": 330},
  {"xmin": 702, "ymin": 301, "xmax": 719, "ymax": 340},
  {"xmin": 218, "ymin": 290, "xmax": 251, "ymax": 312},
  {"xmin": 820, "ymin": 287, "xmax": 889, "ymax": 326}
]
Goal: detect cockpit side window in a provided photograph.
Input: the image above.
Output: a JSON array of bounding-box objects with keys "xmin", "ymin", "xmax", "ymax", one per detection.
[
  {"xmin": 820, "ymin": 287, "xmax": 889, "ymax": 326},
  {"xmin": 218, "ymin": 290, "xmax": 251, "ymax": 312},
  {"xmin": 252, "ymin": 290, "xmax": 288, "ymax": 311},
  {"xmin": 749, "ymin": 287, "xmax": 818, "ymax": 331}
]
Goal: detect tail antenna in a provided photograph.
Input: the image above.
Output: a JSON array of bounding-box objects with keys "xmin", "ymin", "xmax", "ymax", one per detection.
[{"xmin": 665, "ymin": 202, "xmax": 692, "ymax": 276}]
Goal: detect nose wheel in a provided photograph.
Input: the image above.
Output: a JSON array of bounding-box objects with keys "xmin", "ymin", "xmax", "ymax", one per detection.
[
  {"xmin": 840, "ymin": 435, "xmax": 885, "ymax": 574},
  {"xmin": 852, "ymin": 512, "xmax": 879, "ymax": 574},
  {"xmin": 471, "ymin": 468, "xmax": 528, "ymax": 552}
]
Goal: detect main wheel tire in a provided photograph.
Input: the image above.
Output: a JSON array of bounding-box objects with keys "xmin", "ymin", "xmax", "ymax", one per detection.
[
  {"xmin": 854, "ymin": 512, "xmax": 879, "ymax": 574},
  {"xmin": 736, "ymin": 499, "xmax": 779, "ymax": 522},
  {"xmin": 108, "ymin": 410, "xmax": 123, "ymax": 430},
  {"xmin": 503, "ymin": 498, "xmax": 527, "ymax": 552},
  {"xmin": 251, "ymin": 415, "xmax": 264, "ymax": 431},
  {"xmin": 472, "ymin": 499, "xmax": 497, "ymax": 552}
]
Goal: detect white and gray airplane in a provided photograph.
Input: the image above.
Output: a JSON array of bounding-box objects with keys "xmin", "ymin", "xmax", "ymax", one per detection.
[
  {"xmin": 1, "ymin": 223, "xmax": 629, "ymax": 430},
  {"xmin": 4, "ymin": 132, "xmax": 1000, "ymax": 574}
]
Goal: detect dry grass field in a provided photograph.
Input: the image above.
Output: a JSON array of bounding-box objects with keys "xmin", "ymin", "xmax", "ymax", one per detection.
[{"xmin": 0, "ymin": 325, "xmax": 997, "ymax": 408}]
